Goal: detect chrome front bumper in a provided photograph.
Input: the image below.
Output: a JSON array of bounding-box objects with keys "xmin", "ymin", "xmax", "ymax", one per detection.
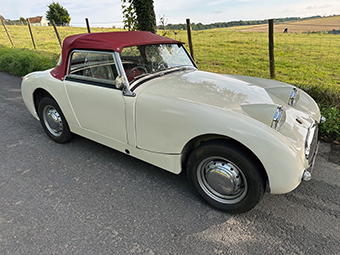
[
  {"xmin": 305, "ymin": 120, "xmax": 319, "ymax": 163},
  {"xmin": 302, "ymin": 120, "xmax": 320, "ymax": 182},
  {"xmin": 302, "ymin": 140, "xmax": 320, "ymax": 181}
]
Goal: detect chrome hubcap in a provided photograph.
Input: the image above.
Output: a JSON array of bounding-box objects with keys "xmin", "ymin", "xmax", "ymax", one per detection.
[
  {"xmin": 197, "ymin": 157, "xmax": 247, "ymax": 204},
  {"xmin": 43, "ymin": 105, "xmax": 63, "ymax": 137}
]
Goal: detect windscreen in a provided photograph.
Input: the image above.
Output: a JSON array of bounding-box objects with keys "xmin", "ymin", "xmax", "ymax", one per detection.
[{"xmin": 120, "ymin": 44, "xmax": 194, "ymax": 81}]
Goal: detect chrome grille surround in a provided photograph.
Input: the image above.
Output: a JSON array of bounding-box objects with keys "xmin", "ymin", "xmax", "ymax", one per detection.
[{"xmin": 305, "ymin": 120, "xmax": 319, "ymax": 164}]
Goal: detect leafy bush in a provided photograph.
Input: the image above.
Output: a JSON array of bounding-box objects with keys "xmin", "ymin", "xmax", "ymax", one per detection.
[
  {"xmin": 0, "ymin": 46, "xmax": 58, "ymax": 76},
  {"xmin": 319, "ymin": 106, "xmax": 340, "ymax": 142},
  {"xmin": 298, "ymin": 82, "xmax": 340, "ymax": 109}
]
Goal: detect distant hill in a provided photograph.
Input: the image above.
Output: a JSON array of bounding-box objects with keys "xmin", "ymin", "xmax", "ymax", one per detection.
[
  {"xmin": 238, "ymin": 15, "xmax": 340, "ymax": 33},
  {"xmin": 160, "ymin": 15, "xmax": 340, "ymax": 33}
]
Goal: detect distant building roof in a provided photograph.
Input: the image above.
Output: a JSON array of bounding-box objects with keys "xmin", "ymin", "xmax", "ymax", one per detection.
[{"xmin": 27, "ymin": 16, "xmax": 43, "ymax": 24}]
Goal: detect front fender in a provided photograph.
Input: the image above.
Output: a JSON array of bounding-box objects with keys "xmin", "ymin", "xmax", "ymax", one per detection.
[{"xmin": 135, "ymin": 94, "xmax": 306, "ymax": 194}]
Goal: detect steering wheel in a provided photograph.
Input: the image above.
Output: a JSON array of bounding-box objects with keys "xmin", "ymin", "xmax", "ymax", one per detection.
[{"xmin": 125, "ymin": 66, "xmax": 148, "ymax": 82}]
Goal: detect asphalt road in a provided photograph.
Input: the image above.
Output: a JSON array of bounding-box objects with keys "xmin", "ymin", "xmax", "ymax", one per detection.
[{"xmin": 1, "ymin": 71, "xmax": 339, "ymax": 254}]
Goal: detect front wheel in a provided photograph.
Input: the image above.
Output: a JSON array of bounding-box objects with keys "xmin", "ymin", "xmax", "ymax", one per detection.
[
  {"xmin": 187, "ymin": 141, "xmax": 266, "ymax": 214},
  {"xmin": 38, "ymin": 97, "xmax": 73, "ymax": 143}
]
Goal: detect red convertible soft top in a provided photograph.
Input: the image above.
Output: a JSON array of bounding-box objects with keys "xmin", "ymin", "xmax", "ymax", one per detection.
[{"xmin": 50, "ymin": 31, "xmax": 183, "ymax": 80}]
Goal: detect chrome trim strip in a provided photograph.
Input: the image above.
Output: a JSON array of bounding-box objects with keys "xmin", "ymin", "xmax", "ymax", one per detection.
[{"xmin": 66, "ymin": 50, "xmax": 116, "ymax": 76}]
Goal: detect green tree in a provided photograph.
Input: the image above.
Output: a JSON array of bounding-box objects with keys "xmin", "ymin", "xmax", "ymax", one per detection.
[
  {"xmin": 121, "ymin": 0, "xmax": 156, "ymax": 33},
  {"xmin": 122, "ymin": 0, "xmax": 138, "ymax": 31},
  {"xmin": 46, "ymin": 1, "xmax": 71, "ymax": 26},
  {"xmin": 133, "ymin": 0, "xmax": 156, "ymax": 33},
  {"xmin": 159, "ymin": 15, "xmax": 170, "ymax": 37},
  {"xmin": 20, "ymin": 17, "xmax": 27, "ymax": 25}
]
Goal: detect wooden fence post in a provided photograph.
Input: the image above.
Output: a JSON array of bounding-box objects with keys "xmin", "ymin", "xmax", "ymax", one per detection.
[
  {"xmin": 268, "ymin": 19, "xmax": 275, "ymax": 78},
  {"xmin": 52, "ymin": 20, "xmax": 62, "ymax": 48},
  {"xmin": 27, "ymin": 19, "xmax": 37, "ymax": 50},
  {"xmin": 85, "ymin": 18, "xmax": 91, "ymax": 33},
  {"xmin": 186, "ymin": 18, "xmax": 195, "ymax": 61},
  {"xmin": 1, "ymin": 19, "xmax": 15, "ymax": 47}
]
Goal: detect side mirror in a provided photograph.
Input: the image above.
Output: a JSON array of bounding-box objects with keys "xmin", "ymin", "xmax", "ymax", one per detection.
[
  {"xmin": 115, "ymin": 75, "xmax": 136, "ymax": 97},
  {"xmin": 115, "ymin": 75, "xmax": 127, "ymax": 90}
]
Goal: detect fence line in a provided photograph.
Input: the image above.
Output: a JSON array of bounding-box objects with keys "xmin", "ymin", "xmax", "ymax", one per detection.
[
  {"xmin": 0, "ymin": 18, "xmax": 117, "ymax": 52},
  {"xmin": 175, "ymin": 26, "xmax": 340, "ymax": 97},
  {"xmin": 1, "ymin": 19, "xmax": 15, "ymax": 47},
  {"xmin": 0, "ymin": 18, "xmax": 339, "ymax": 91},
  {"xmin": 51, "ymin": 20, "xmax": 62, "ymax": 48},
  {"xmin": 268, "ymin": 19, "xmax": 275, "ymax": 78},
  {"xmin": 85, "ymin": 18, "xmax": 91, "ymax": 33},
  {"xmin": 26, "ymin": 19, "xmax": 37, "ymax": 50}
]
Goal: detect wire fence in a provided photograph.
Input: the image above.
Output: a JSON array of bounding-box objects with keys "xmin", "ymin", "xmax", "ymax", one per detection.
[
  {"xmin": 1, "ymin": 19, "xmax": 340, "ymax": 98},
  {"xmin": 170, "ymin": 25, "xmax": 340, "ymax": 97},
  {"xmin": 0, "ymin": 20, "xmax": 117, "ymax": 53}
]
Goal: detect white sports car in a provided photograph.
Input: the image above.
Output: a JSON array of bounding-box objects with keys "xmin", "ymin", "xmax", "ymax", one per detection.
[{"xmin": 21, "ymin": 31, "xmax": 324, "ymax": 213}]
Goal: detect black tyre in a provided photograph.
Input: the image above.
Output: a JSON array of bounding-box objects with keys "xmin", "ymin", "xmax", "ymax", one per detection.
[
  {"xmin": 38, "ymin": 97, "xmax": 73, "ymax": 143},
  {"xmin": 187, "ymin": 140, "xmax": 266, "ymax": 214}
]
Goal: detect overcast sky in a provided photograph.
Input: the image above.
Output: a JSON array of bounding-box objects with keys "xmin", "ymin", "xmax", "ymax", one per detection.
[{"xmin": 1, "ymin": 0, "xmax": 340, "ymax": 27}]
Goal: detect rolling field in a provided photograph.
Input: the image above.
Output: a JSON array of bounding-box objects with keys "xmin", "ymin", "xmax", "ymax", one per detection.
[
  {"xmin": 1, "ymin": 17, "xmax": 339, "ymax": 140},
  {"xmin": 175, "ymin": 28, "xmax": 340, "ymax": 105},
  {"xmin": 238, "ymin": 15, "xmax": 340, "ymax": 33}
]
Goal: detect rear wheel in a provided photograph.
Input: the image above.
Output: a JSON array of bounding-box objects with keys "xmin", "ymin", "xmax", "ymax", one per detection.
[
  {"xmin": 38, "ymin": 97, "xmax": 73, "ymax": 143},
  {"xmin": 187, "ymin": 140, "xmax": 266, "ymax": 214}
]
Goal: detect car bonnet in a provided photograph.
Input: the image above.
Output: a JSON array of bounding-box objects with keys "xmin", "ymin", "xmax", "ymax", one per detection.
[{"xmin": 136, "ymin": 70, "xmax": 291, "ymax": 114}]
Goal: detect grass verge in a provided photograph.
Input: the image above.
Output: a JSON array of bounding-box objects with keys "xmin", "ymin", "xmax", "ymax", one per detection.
[{"xmin": 0, "ymin": 46, "xmax": 58, "ymax": 76}]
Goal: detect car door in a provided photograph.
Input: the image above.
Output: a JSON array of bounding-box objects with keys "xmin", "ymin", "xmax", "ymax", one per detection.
[{"xmin": 64, "ymin": 50, "xmax": 127, "ymax": 144}]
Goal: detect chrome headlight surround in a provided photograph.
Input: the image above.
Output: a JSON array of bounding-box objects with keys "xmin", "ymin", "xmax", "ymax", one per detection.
[
  {"xmin": 271, "ymin": 105, "xmax": 286, "ymax": 130},
  {"xmin": 288, "ymin": 87, "xmax": 299, "ymax": 106}
]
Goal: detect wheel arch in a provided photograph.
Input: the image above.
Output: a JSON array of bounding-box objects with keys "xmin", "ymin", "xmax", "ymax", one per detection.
[
  {"xmin": 181, "ymin": 134, "xmax": 268, "ymax": 186},
  {"xmin": 33, "ymin": 88, "xmax": 54, "ymax": 117}
]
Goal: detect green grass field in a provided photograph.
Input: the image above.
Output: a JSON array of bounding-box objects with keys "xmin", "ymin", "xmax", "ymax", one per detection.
[
  {"xmin": 0, "ymin": 25, "xmax": 121, "ymax": 53},
  {"xmin": 174, "ymin": 29, "xmax": 340, "ymax": 105},
  {"xmin": 1, "ymin": 24, "xmax": 339, "ymax": 141}
]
